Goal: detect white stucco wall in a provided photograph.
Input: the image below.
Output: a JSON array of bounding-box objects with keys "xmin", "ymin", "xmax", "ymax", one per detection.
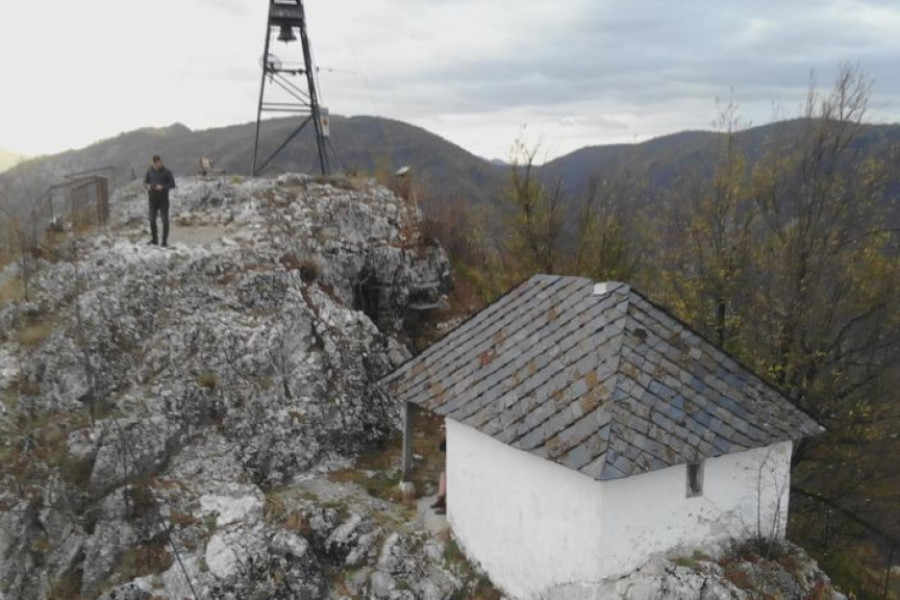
[
  {"xmin": 597, "ymin": 440, "xmax": 792, "ymax": 578},
  {"xmin": 445, "ymin": 418, "xmax": 608, "ymax": 600},
  {"xmin": 446, "ymin": 418, "xmax": 792, "ymax": 599}
]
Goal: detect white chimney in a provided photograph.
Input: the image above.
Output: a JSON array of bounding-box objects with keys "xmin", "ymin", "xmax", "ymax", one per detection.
[{"xmin": 593, "ymin": 281, "xmax": 628, "ymax": 296}]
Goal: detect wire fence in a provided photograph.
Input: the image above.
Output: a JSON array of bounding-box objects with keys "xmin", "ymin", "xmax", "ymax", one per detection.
[
  {"xmin": 1, "ymin": 172, "xmax": 111, "ymax": 238},
  {"xmin": 0, "ymin": 170, "xmax": 113, "ymax": 294}
]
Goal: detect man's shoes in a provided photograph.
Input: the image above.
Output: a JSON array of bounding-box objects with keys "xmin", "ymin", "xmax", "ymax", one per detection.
[
  {"xmin": 161, "ymin": 241, "xmax": 168, "ymax": 248},
  {"xmin": 435, "ymin": 506, "xmax": 446, "ymax": 515},
  {"xmin": 430, "ymin": 497, "xmax": 446, "ymax": 510},
  {"xmin": 147, "ymin": 239, "xmax": 158, "ymax": 245}
]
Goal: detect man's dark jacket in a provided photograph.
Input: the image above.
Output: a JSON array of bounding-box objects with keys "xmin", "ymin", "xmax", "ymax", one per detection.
[{"xmin": 144, "ymin": 166, "xmax": 176, "ymax": 201}]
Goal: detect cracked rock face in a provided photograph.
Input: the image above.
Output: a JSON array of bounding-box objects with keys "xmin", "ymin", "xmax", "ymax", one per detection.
[
  {"xmin": 542, "ymin": 542, "xmax": 847, "ymax": 600},
  {"xmin": 0, "ymin": 175, "xmax": 453, "ymax": 599}
]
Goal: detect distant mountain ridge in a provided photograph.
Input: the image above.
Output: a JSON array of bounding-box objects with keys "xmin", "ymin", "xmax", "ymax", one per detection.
[
  {"xmin": 543, "ymin": 119, "xmax": 900, "ymax": 197},
  {"xmin": 3, "ymin": 116, "xmax": 899, "ymax": 221},
  {"xmin": 0, "ymin": 116, "xmax": 504, "ymax": 212}
]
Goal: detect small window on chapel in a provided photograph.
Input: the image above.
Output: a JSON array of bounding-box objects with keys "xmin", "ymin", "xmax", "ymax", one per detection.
[{"xmin": 687, "ymin": 461, "xmax": 704, "ymax": 498}]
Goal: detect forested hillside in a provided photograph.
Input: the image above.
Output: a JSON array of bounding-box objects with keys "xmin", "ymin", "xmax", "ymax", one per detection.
[
  {"xmin": 423, "ymin": 67, "xmax": 900, "ymax": 600},
  {"xmin": 0, "ymin": 116, "xmax": 503, "ymax": 221}
]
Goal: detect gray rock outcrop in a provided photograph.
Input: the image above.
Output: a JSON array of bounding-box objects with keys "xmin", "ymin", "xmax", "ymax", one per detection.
[
  {"xmin": 0, "ymin": 174, "xmax": 455, "ymax": 599},
  {"xmin": 543, "ymin": 542, "xmax": 847, "ymax": 600}
]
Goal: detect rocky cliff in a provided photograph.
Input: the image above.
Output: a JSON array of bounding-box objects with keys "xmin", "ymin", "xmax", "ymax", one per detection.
[
  {"xmin": 0, "ymin": 174, "xmax": 847, "ymax": 600},
  {"xmin": 0, "ymin": 174, "xmax": 458, "ymax": 599}
]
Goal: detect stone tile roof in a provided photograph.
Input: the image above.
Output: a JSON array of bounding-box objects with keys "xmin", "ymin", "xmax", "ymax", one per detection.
[{"xmin": 380, "ymin": 275, "xmax": 824, "ymax": 480}]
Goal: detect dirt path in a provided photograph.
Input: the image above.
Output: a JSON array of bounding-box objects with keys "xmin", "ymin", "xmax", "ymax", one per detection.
[
  {"xmin": 159, "ymin": 224, "xmax": 233, "ymax": 249},
  {"xmin": 1, "ymin": 224, "xmax": 233, "ymax": 304}
]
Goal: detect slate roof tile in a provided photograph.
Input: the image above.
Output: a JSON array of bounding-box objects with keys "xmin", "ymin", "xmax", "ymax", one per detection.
[
  {"xmin": 380, "ymin": 275, "xmax": 824, "ymax": 481},
  {"xmin": 563, "ymin": 444, "xmax": 594, "ymax": 471}
]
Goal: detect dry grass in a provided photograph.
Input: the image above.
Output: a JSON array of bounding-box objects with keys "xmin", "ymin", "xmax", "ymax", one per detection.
[
  {"xmin": 264, "ymin": 489, "xmax": 314, "ymax": 536},
  {"xmin": 279, "ymin": 253, "xmax": 321, "ymax": 283},
  {"xmin": 48, "ymin": 568, "xmax": 83, "ymax": 600},
  {"xmin": 325, "ymin": 406, "xmax": 445, "ymax": 503},
  {"xmin": 177, "ymin": 214, "xmax": 199, "ymax": 227},
  {"xmin": 117, "ymin": 538, "xmax": 173, "ymax": 581},
  {"xmin": 722, "ymin": 563, "xmax": 757, "ymax": 592},
  {"xmin": 10, "ymin": 373, "xmax": 40, "ymax": 396},
  {"xmin": 0, "ymin": 413, "xmax": 96, "ymax": 543},
  {"xmin": 169, "ymin": 510, "xmax": 198, "ymax": 528},
  {"xmin": 442, "ymin": 536, "xmax": 502, "ymax": 600},
  {"xmin": 672, "ymin": 555, "xmax": 702, "ymax": 569},
  {"xmin": 309, "ymin": 174, "xmax": 369, "ymax": 193},
  {"xmin": 16, "ymin": 316, "xmax": 54, "ymax": 349},
  {"xmin": 328, "ymin": 463, "xmax": 403, "ymax": 503},
  {"xmin": 805, "ymin": 581, "xmax": 829, "ymax": 600},
  {"xmin": 0, "ymin": 277, "xmax": 24, "ymax": 306},
  {"xmin": 72, "ymin": 219, "xmax": 101, "ymax": 236},
  {"xmin": 195, "ymin": 371, "xmax": 219, "ymax": 390}
]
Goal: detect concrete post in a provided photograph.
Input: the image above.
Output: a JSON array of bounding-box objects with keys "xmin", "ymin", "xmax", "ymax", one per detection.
[
  {"xmin": 398, "ymin": 401, "xmax": 416, "ymax": 500},
  {"xmin": 401, "ymin": 401, "xmax": 414, "ymax": 482}
]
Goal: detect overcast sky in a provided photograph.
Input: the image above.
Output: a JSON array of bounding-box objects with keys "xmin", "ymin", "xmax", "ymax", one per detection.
[{"xmin": 1, "ymin": 0, "xmax": 899, "ymax": 161}]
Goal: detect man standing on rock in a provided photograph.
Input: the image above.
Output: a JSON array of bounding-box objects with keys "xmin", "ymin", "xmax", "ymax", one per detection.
[{"xmin": 144, "ymin": 155, "xmax": 176, "ymax": 247}]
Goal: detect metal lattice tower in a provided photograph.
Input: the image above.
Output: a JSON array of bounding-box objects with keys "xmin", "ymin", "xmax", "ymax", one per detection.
[{"xmin": 251, "ymin": 0, "xmax": 330, "ymax": 176}]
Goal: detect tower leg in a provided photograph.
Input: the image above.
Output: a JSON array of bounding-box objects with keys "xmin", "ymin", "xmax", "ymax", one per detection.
[
  {"xmin": 299, "ymin": 4, "xmax": 329, "ymax": 176},
  {"xmin": 251, "ymin": 27, "xmax": 273, "ymax": 177}
]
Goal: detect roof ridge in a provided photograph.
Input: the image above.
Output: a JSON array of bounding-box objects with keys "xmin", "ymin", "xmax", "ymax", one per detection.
[
  {"xmin": 599, "ymin": 290, "xmax": 707, "ymax": 479},
  {"xmin": 589, "ymin": 285, "xmax": 632, "ymax": 480}
]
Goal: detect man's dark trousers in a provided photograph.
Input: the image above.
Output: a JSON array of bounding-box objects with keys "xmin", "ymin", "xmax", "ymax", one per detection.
[{"xmin": 149, "ymin": 193, "xmax": 169, "ymax": 245}]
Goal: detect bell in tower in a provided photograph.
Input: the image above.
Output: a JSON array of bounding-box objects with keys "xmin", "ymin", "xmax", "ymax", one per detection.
[{"xmin": 277, "ymin": 25, "xmax": 297, "ymax": 43}]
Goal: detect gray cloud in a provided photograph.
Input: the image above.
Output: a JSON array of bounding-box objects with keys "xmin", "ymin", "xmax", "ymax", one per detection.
[
  {"xmin": 317, "ymin": 0, "xmax": 894, "ymax": 155},
  {"xmin": 2, "ymin": 0, "xmax": 899, "ymax": 158}
]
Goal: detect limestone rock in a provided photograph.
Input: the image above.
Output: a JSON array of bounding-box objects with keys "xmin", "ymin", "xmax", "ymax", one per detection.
[
  {"xmin": 0, "ymin": 175, "xmax": 451, "ymax": 598},
  {"xmin": 542, "ymin": 542, "xmax": 847, "ymax": 600}
]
